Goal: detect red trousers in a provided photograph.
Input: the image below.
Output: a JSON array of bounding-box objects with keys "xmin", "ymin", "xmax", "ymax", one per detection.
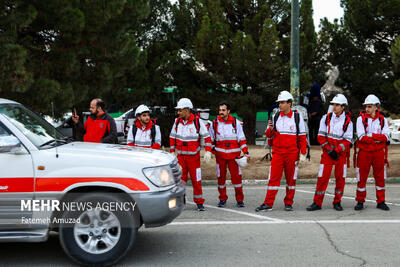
[
  {"xmin": 178, "ymin": 153, "xmax": 204, "ymax": 204},
  {"xmin": 216, "ymin": 157, "xmax": 244, "ymax": 202},
  {"xmin": 356, "ymin": 149, "xmax": 386, "ymax": 204},
  {"xmin": 313, "ymin": 152, "xmax": 346, "ymax": 206},
  {"xmin": 263, "ymin": 153, "xmax": 298, "ymax": 207}
]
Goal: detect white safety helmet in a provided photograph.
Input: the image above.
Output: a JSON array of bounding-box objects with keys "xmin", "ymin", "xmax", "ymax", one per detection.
[
  {"xmin": 135, "ymin": 104, "xmax": 150, "ymax": 116},
  {"xmin": 175, "ymin": 98, "xmax": 193, "ymax": 109},
  {"xmin": 276, "ymin": 91, "xmax": 294, "ymax": 102},
  {"xmin": 330, "ymin": 94, "xmax": 348, "ymax": 105},
  {"xmin": 362, "ymin": 94, "xmax": 380, "ymax": 105},
  {"xmin": 235, "ymin": 156, "xmax": 248, "ymax": 168}
]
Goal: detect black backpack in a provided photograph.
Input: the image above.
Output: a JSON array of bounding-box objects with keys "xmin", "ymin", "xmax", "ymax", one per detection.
[
  {"xmin": 212, "ymin": 117, "xmax": 237, "ymax": 141},
  {"xmin": 360, "ymin": 110, "xmax": 385, "ymax": 134},
  {"xmin": 131, "ymin": 119, "xmax": 157, "ymax": 146},
  {"xmin": 325, "ymin": 111, "xmax": 352, "ymax": 133},
  {"xmin": 271, "ymin": 110, "xmax": 310, "ymax": 160},
  {"xmin": 273, "ymin": 111, "xmax": 300, "ymax": 135}
]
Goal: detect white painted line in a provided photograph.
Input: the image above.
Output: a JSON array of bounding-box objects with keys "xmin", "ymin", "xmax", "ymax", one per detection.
[
  {"xmin": 187, "ymin": 201, "xmax": 284, "ymax": 222},
  {"xmin": 169, "ymin": 220, "xmax": 400, "ymax": 225},
  {"xmin": 294, "ymin": 189, "xmax": 400, "ymax": 207}
]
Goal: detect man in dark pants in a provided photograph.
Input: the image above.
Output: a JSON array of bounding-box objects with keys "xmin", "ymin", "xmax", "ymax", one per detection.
[
  {"xmin": 307, "ymin": 84, "xmax": 323, "ymax": 145},
  {"xmin": 72, "ymin": 98, "xmax": 118, "ymax": 144}
]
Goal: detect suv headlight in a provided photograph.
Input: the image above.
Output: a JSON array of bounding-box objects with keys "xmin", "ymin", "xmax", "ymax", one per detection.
[{"xmin": 143, "ymin": 166, "xmax": 174, "ymax": 187}]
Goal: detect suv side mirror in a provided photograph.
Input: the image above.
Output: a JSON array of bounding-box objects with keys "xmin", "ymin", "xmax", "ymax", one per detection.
[{"xmin": 0, "ymin": 135, "xmax": 22, "ymax": 153}]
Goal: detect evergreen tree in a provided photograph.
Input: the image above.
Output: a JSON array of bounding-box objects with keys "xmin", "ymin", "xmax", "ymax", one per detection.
[
  {"xmin": 320, "ymin": 0, "xmax": 400, "ymax": 113},
  {"xmin": 171, "ymin": 0, "xmax": 320, "ymax": 143},
  {"xmin": 0, "ymin": 0, "xmax": 150, "ymax": 117}
]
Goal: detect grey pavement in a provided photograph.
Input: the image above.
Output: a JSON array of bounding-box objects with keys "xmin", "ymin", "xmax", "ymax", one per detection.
[{"xmin": 1, "ymin": 184, "xmax": 400, "ymax": 266}]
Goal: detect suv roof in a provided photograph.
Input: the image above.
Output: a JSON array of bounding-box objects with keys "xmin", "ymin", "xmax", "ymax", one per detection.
[{"xmin": 0, "ymin": 98, "xmax": 19, "ymax": 105}]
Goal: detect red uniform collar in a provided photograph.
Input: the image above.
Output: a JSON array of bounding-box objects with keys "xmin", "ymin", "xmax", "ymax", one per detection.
[
  {"xmin": 280, "ymin": 110, "xmax": 293, "ymax": 118},
  {"xmin": 364, "ymin": 110, "xmax": 381, "ymax": 121},
  {"xmin": 218, "ymin": 114, "xmax": 235, "ymax": 123},
  {"xmin": 181, "ymin": 113, "xmax": 195, "ymax": 124},
  {"xmin": 135, "ymin": 119, "xmax": 153, "ymax": 131}
]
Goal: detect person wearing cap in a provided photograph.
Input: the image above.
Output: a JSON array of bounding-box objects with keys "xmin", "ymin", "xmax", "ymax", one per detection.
[
  {"xmin": 126, "ymin": 104, "xmax": 161, "ymax": 149},
  {"xmin": 307, "ymin": 94, "xmax": 353, "ymax": 211},
  {"xmin": 209, "ymin": 101, "xmax": 250, "ymax": 208},
  {"xmin": 169, "ymin": 98, "xmax": 212, "ymax": 211},
  {"xmin": 354, "ymin": 95, "xmax": 390, "ymax": 211},
  {"xmin": 256, "ymin": 91, "xmax": 308, "ymax": 212}
]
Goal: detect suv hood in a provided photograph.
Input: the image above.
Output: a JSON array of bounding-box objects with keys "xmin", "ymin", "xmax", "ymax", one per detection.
[{"xmin": 56, "ymin": 142, "xmax": 174, "ymax": 167}]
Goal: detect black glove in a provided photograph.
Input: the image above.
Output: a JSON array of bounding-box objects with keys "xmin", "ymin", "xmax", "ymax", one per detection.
[{"xmin": 328, "ymin": 150, "xmax": 338, "ymax": 161}]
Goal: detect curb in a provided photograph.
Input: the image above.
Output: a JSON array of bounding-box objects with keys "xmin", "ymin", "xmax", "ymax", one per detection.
[{"xmin": 188, "ymin": 177, "xmax": 400, "ymax": 186}]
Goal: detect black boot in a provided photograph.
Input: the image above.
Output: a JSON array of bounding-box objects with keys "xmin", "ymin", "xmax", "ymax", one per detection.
[
  {"xmin": 333, "ymin": 202, "xmax": 343, "ymax": 211},
  {"xmin": 377, "ymin": 202, "xmax": 390, "ymax": 211},
  {"xmin": 217, "ymin": 200, "xmax": 226, "ymax": 208},
  {"xmin": 284, "ymin": 204, "xmax": 293, "ymax": 211},
  {"xmin": 236, "ymin": 201, "xmax": 245, "ymax": 208},
  {"xmin": 306, "ymin": 202, "xmax": 321, "ymax": 211},
  {"xmin": 354, "ymin": 202, "xmax": 364, "ymax": 211},
  {"xmin": 255, "ymin": 204, "xmax": 272, "ymax": 212}
]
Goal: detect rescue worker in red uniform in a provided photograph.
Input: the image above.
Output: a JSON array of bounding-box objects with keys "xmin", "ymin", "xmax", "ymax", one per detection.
[
  {"xmin": 354, "ymin": 94, "xmax": 390, "ymax": 211},
  {"xmin": 169, "ymin": 98, "xmax": 212, "ymax": 211},
  {"xmin": 72, "ymin": 98, "xmax": 118, "ymax": 144},
  {"xmin": 127, "ymin": 104, "xmax": 161, "ymax": 149},
  {"xmin": 209, "ymin": 101, "xmax": 250, "ymax": 208},
  {"xmin": 256, "ymin": 91, "xmax": 308, "ymax": 211},
  {"xmin": 307, "ymin": 94, "xmax": 353, "ymax": 211}
]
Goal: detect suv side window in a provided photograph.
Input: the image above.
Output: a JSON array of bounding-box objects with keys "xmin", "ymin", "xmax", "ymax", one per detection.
[{"xmin": 0, "ymin": 122, "xmax": 11, "ymax": 136}]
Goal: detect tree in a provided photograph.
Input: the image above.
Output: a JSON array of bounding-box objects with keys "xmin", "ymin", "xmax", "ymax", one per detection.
[
  {"xmin": 391, "ymin": 36, "xmax": 400, "ymax": 94},
  {"xmin": 0, "ymin": 1, "xmax": 36, "ymax": 95},
  {"xmin": 0, "ymin": 0, "xmax": 150, "ymax": 117},
  {"xmin": 168, "ymin": 0, "xmax": 320, "ymax": 144},
  {"xmin": 319, "ymin": 0, "xmax": 400, "ymax": 113}
]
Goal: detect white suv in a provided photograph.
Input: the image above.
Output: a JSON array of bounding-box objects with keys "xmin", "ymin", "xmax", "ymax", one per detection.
[{"xmin": 0, "ymin": 98, "xmax": 185, "ymax": 266}]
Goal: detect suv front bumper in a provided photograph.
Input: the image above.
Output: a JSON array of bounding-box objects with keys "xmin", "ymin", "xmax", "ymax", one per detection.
[{"xmin": 132, "ymin": 182, "xmax": 185, "ymax": 228}]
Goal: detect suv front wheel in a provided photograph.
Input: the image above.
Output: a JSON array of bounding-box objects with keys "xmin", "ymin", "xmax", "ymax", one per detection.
[{"xmin": 59, "ymin": 192, "xmax": 138, "ymax": 266}]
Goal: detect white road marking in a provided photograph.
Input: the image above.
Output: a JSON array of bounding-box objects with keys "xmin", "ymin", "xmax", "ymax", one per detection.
[
  {"xmin": 294, "ymin": 189, "xmax": 400, "ymax": 207},
  {"xmin": 170, "ymin": 220, "xmax": 400, "ymax": 225},
  {"xmin": 193, "ymin": 186, "xmax": 400, "ymax": 205},
  {"xmin": 187, "ymin": 201, "xmax": 284, "ymax": 222}
]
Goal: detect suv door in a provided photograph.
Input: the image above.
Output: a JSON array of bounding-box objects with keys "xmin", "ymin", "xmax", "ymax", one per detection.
[{"xmin": 0, "ymin": 121, "xmax": 34, "ymax": 229}]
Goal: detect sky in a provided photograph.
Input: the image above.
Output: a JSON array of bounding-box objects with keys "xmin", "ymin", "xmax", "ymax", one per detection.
[{"xmin": 312, "ymin": 0, "xmax": 344, "ymax": 31}]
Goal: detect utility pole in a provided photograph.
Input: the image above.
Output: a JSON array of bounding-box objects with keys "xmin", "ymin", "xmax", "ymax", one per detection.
[{"xmin": 290, "ymin": 0, "xmax": 300, "ymax": 105}]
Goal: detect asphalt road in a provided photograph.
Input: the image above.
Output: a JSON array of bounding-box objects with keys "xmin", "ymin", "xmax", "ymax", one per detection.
[{"xmin": 1, "ymin": 184, "xmax": 400, "ymax": 267}]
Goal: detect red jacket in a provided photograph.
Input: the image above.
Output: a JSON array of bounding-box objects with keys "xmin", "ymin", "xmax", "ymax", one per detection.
[
  {"xmin": 317, "ymin": 112, "xmax": 353, "ymax": 155},
  {"xmin": 356, "ymin": 110, "xmax": 389, "ymax": 152},
  {"xmin": 266, "ymin": 110, "xmax": 307, "ymax": 155},
  {"xmin": 210, "ymin": 115, "xmax": 248, "ymax": 159},
  {"xmin": 75, "ymin": 112, "xmax": 118, "ymax": 143},
  {"xmin": 127, "ymin": 120, "xmax": 161, "ymax": 149},
  {"xmin": 169, "ymin": 114, "xmax": 212, "ymax": 155}
]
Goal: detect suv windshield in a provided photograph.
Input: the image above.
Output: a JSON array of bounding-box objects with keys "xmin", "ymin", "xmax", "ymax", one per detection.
[{"xmin": 0, "ymin": 103, "xmax": 65, "ymax": 148}]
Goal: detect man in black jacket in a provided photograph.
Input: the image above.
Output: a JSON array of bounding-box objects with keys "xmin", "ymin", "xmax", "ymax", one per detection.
[{"xmin": 72, "ymin": 98, "xmax": 118, "ymax": 144}]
